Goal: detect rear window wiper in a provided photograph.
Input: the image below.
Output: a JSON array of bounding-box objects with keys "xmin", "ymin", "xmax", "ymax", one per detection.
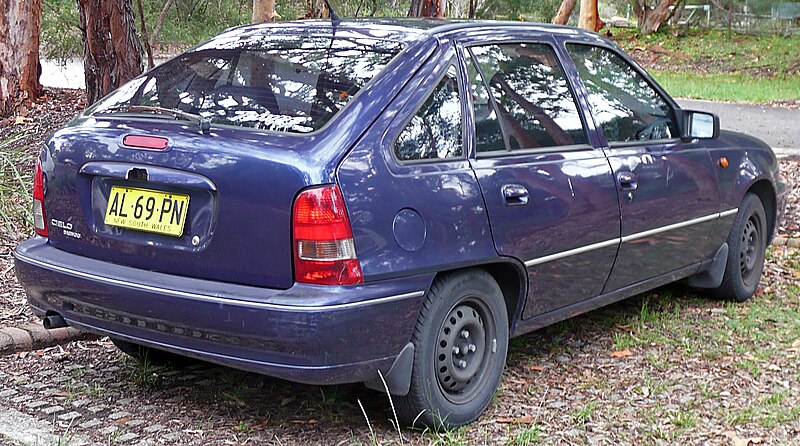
[{"xmin": 98, "ymin": 105, "xmax": 212, "ymax": 134}]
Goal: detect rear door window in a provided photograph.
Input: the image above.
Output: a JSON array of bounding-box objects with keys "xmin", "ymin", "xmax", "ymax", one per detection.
[
  {"xmin": 90, "ymin": 35, "xmax": 404, "ymax": 134},
  {"xmin": 467, "ymin": 43, "xmax": 589, "ymax": 153},
  {"xmin": 565, "ymin": 43, "xmax": 678, "ymax": 143},
  {"xmin": 394, "ymin": 66, "xmax": 463, "ymax": 162}
]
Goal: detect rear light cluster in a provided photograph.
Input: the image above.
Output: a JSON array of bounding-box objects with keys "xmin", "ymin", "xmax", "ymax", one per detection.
[
  {"xmin": 33, "ymin": 158, "xmax": 48, "ymax": 237},
  {"xmin": 292, "ymin": 185, "xmax": 363, "ymax": 285}
]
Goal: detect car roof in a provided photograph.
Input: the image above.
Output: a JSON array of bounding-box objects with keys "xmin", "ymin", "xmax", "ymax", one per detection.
[{"xmin": 216, "ymin": 18, "xmax": 606, "ymax": 45}]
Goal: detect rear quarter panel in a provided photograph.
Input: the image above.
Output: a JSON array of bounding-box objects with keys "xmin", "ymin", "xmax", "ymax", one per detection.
[{"xmin": 337, "ymin": 38, "xmax": 500, "ymax": 282}]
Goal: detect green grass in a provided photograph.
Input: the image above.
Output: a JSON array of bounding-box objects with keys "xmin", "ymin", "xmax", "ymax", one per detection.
[
  {"xmin": 612, "ymin": 28, "xmax": 800, "ymax": 103},
  {"xmin": 0, "ymin": 132, "xmax": 33, "ymax": 240},
  {"xmin": 613, "ymin": 28, "xmax": 800, "ymax": 76},
  {"xmin": 652, "ymin": 71, "xmax": 800, "ymax": 103}
]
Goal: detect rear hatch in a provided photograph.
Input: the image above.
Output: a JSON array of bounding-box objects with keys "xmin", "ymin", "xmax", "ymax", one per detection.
[{"xmin": 40, "ymin": 24, "xmax": 406, "ymax": 289}]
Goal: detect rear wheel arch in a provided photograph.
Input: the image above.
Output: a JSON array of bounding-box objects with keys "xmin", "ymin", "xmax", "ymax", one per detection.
[
  {"xmin": 745, "ymin": 179, "xmax": 776, "ymax": 243},
  {"xmin": 432, "ymin": 260, "xmax": 527, "ymax": 332}
]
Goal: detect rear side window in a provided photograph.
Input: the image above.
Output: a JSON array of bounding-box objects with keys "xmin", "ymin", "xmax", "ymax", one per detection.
[
  {"xmin": 468, "ymin": 43, "xmax": 588, "ymax": 153},
  {"xmin": 465, "ymin": 52, "xmax": 505, "ymax": 153},
  {"xmin": 394, "ymin": 66, "xmax": 463, "ymax": 162},
  {"xmin": 566, "ymin": 44, "xmax": 678, "ymax": 143},
  {"xmin": 90, "ymin": 35, "xmax": 403, "ymax": 134}
]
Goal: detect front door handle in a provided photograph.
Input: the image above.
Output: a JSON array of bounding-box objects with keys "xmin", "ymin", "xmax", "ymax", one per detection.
[
  {"xmin": 502, "ymin": 184, "xmax": 529, "ymax": 206},
  {"xmin": 617, "ymin": 172, "xmax": 638, "ymax": 191}
]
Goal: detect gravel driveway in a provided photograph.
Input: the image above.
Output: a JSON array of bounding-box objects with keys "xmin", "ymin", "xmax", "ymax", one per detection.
[{"xmin": 677, "ymin": 99, "xmax": 800, "ymax": 151}]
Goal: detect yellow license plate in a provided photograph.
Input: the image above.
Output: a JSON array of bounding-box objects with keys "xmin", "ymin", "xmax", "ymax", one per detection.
[{"xmin": 104, "ymin": 186, "xmax": 190, "ymax": 237}]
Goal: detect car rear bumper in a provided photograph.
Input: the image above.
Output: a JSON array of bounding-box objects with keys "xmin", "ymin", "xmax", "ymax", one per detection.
[{"xmin": 14, "ymin": 238, "xmax": 432, "ymax": 386}]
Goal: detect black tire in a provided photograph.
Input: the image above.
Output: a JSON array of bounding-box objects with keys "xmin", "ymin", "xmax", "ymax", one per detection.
[
  {"xmin": 713, "ymin": 193, "xmax": 768, "ymax": 302},
  {"xmin": 110, "ymin": 338, "xmax": 192, "ymax": 366},
  {"xmin": 396, "ymin": 270, "xmax": 509, "ymax": 429}
]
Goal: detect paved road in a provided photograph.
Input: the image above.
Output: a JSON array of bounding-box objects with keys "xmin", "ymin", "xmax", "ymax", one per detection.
[{"xmin": 677, "ymin": 99, "xmax": 800, "ymax": 150}]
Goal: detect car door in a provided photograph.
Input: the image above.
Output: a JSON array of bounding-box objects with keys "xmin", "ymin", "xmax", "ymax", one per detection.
[
  {"xmin": 563, "ymin": 42, "xmax": 721, "ymax": 292},
  {"xmin": 464, "ymin": 38, "xmax": 621, "ymax": 319}
]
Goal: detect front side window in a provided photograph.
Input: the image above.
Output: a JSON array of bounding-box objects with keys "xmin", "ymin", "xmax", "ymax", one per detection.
[
  {"xmin": 566, "ymin": 43, "xmax": 678, "ymax": 143},
  {"xmin": 394, "ymin": 66, "xmax": 463, "ymax": 162},
  {"xmin": 468, "ymin": 43, "xmax": 589, "ymax": 153},
  {"xmin": 89, "ymin": 34, "xmax": 403, "ymax": 134}
]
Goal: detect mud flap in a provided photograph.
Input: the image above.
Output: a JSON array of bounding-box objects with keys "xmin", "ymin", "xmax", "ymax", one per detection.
[
  {"xmin": 688, "ymin": 243, "xmax": 728, "ymax": 289},
  {"xmin": 364, "ymin": 342, "xmax": 414, "ymax": 396}
]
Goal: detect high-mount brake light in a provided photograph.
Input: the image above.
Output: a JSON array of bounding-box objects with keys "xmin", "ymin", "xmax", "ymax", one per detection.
[
  {"xmin": 292, "ymin": 185, "xmax": 363, "ymax": 285},
  {"xmin": 33, "ymin": 157, "xmax": 48, "ymax": 237}
]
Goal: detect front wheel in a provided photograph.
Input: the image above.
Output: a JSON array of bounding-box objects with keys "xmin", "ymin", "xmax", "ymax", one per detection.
[
  {"xmin": 714, "ymin": 193, "xmax": 768, "ymax": 302},
  {"xmin": 396, "ymin": 270, "xmax": 509, "ymax": 429}
]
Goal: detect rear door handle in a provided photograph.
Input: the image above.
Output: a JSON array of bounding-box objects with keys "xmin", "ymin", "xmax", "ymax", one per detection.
[
  {"xmin": 502, "ymin": 184, "xmax": 529, "ymax": 206},
  {"xmin": 617, "ymin": 172, "xmax": 638, "ymax": 191}
]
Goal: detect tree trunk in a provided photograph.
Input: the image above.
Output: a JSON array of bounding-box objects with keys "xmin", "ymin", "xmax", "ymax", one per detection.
[
  {"xmin": 0, "ymin": 0, "xmax": 42, "ymax": 117},
  {"xmin": 151, "ymin": 0, "xmax": 176, "ymax": 44},
  {"xmin": 408, "ymin": 0, "xmax": 444, "ymax": 17},
  {"xmin": 135, "ymin": 0, "xmax": 155, "ymax": 69},
  {"xmin": 76, "ymin": 0, "xmax": 144, "ymax": 105},
  {"xmin": 304, "ymin": 0, "xmax": 329, "ymax": 18},
  {"xmin": 552, "ymin": 0, "xmax": 577, "ymax": 25},
  {"xmin": 253, "ymin": 0, "xmax": 276, "ymax": 22},
  {"xmin": 578, "ymin": 0, "xmax": 604, "ymax": 31},
  {"xmin": 640, "ymin": 0, "xmax": 676, "ymax": 34}
]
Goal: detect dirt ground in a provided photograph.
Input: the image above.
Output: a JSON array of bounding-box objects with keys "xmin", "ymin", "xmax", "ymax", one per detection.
[{"xmin": 0, "ymin": 89, "xmax": 799, "ymax": 445}]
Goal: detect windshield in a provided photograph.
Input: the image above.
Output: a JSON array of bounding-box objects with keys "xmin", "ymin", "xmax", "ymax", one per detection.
[{"xmin": 90, "ymin": 33, "xmax": 404, "ymax": 134}]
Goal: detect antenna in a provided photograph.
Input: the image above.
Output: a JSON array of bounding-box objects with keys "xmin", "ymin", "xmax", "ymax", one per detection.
[{"xmin": 321, "ymin": 0, "xmax": 341, "ymax": 24}]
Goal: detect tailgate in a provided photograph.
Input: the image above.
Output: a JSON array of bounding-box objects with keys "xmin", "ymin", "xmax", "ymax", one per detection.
[{"xmin": 42, "ymin": 121, "xmax": 311, "ymax": 289}]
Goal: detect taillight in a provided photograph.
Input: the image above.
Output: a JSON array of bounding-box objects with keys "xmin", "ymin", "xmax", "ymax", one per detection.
[
  {"xmin": 292, "ymin": 185, "xmax": 363, "ymax": 285},
  {"xmin": 33, "ymin": 157, "xmax": 48, "ymax": 237}
]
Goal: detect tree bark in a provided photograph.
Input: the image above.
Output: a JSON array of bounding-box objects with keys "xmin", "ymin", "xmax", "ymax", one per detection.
[
  {"xmin": 578, "ymin": 0, "xmax": 604, "ymax": 32},
  {"xmin": 135, "ymin": 0, "xmax": 155, "ymax": 69},
  {"xmin": 76, "ymin": 0, "xmax": 145, "ymax": 105},
  {"xmin": 253, "ymin": 0, "xmax": 276, "ymax": 22},
  {"xmin": 408, "ymin": 0, "xmax": 444, "ymax": 17},
  {"xmin": 640, "ymin": 0, "xmax": 676, "ymax": 34},
  {"xmin": 0, "ymin": 0, "xmax": 42, "ymax": 117},
  {"xmin": 305, "ymin": 0, "xmax": 330, "ymax": 18},
  {"xmin": 552, "ymin": 0, "xmax": 577, "ymax": 25}
]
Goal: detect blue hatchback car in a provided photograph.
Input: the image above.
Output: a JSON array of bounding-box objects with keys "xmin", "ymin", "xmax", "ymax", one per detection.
[{"xmin": 15, "ymin": 19, "xmax": 788, "ymax": 427}]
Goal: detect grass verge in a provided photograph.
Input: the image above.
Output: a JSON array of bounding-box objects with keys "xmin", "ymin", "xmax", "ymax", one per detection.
[{"xmin": 652, "ymin": 71, "xmax": 800, "ymax": 103}]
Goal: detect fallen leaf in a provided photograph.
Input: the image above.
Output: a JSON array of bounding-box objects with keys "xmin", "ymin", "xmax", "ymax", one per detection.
[
  {"xmin": 767, "ymin": 364, "xmax": 781, "ymax": 371},
  {"xmin": 289, "ymin": 419, "xmax": 318, "ymax": 424},
  {"xmin": 250, "ymin": 417, "xmax": 270, "ymax": 430},
  {"xmin": 496, "ymin": 415, "xmax": 534, "ymax": 424},
  {"xmin": 611, "ymin": 349, "xmax": 633, "ymax": 358},
  {"xmin": 115, "ymin": 417, "xmax": 130, "ymax": 424},
  {"xmin": 14, "ymin": 116, "xmax": 30, "ymax": 125},
  {"xmin": 528, "ymin": 365, "xmax": 545, "ymax": 372},
  {"xmin": 726, "ymin": 432, "xmax": 763, "ymax": 446},
  {"xmin": 792, "ymin": 339, "xmax": 800, "ymax": 348}
]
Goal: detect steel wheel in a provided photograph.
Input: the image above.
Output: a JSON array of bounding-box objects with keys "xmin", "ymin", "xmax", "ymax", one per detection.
[
  {"xmin": 739, "ymin": 215, "xmax": 762, "ymax": 287},
  {"xmin": 396, "ymin": 270, "xmax": 508, "ymax": 429},
  {"xmin": 435, "ymin": 299, "xmax": 494, "ymax": 404},
  {"xmin": 713, "ymin": 193, "xmax": 768, "ymax": 302}
]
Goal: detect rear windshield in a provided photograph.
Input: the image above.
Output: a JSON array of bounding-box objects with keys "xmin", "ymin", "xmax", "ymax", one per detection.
[{"xmin": 90, "ymin": 34, "xmax": 404, "ymax": 133}]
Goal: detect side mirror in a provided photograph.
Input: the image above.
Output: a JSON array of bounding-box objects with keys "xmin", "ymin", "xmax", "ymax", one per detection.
[{"xmin": 677, "ymin": 109, "xmax": 720, "ymax": 140}]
